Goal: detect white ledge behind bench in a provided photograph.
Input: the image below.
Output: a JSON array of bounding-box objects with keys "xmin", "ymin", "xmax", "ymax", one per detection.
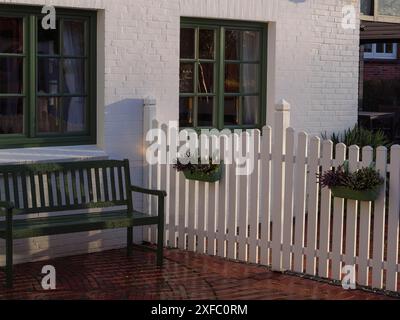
[{"xmin": 0, "ymin": 145, "xmax": 109, "ymax": 165}]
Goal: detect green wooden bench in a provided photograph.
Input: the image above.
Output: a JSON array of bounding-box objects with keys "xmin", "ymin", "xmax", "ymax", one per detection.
[{"xmin": 0, "ymin": 159, "xmax": 166, "ymax": 288}]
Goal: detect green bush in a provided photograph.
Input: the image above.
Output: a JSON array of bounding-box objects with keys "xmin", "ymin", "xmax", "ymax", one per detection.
[{"xmin": 322, "ymin": 125, "xmax": 391, "ymax": 149}]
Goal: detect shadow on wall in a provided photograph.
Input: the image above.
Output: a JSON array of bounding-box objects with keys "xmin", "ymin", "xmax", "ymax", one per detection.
[{"xmin": 104, "ymin": 99, "xmax": 145, "ymax": 162}]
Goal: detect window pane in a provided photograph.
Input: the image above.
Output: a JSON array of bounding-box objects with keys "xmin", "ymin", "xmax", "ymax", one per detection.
[
  {"xmin": 198, "ymin": 97, "xmax": 213, "ymax": 127},
  {"xmin": 225, "ymin": 64, "xmax": 240, "ymax": 93},
  {"xmin": 179, "ymin": 97, "xmax": 194, "ymax": 127},
  {"xmin": 63, "ymin": 20, "xmax": 85, "ymax": 56},
  {"xmin": 386, "ymin": 43, "xmax": 394, "ymax": 54},
  {"xmin": 38, "ymin": 58, "xmax": 60, "ymax": 94},
  {"xmin": 243, "ymin": 96, "xmax": 259, "ymax": 125},
  {"xmin": 38, "ymin": 20, "xmax": 60, "ymax": 55},
  {"xmin": 242, "ymin": 64, "xmax": 259, "ymax": 93},
  {"xmin": 376, "ymin": 43, "xmax": 384, "ymax": 53},
  {"xmin": 225, "ymin": 30, "xmax": 240, "ymax": 60},
  {"xmin": 180, "ymin": 28, "xmax": 195, "ymax": 59},
  {"xmin": 0, "ymin": 98, "xmax": 23, "ymax": 134},
  {"xmin": 199, "ymin": 29, "xmax": 215, "ymax": 60},
  {"xmin": 361, "ymin": 0, "xmax": 373, "ymax": 15},
  {"xmin": 180, "ymin": 63, "xmax": 194, "ymax": 93},
  {"xmin": 364, "ymin": 43, "xmax": 373, "ymax": 53},
  {"xmin": 0, "ymin": 17, "xmax": 23, "ymax": 54},
  {"xmin": 37, "ymin": 97, "xmax": 61, "ymax": 133},
  {"xmin": 242, "ymin": 31, "xmax": 260, "ymax": 61},
  {"xmin": 224, "ymin": 96, "xmax": 240, "ymax": 125},
  {"xmin": 378, "ymin": 0, "xmax": 400, "ymax": 17},
  {"xmin": 63, "ymin": 59, "xmax": 85, "ymax": 94},
  {"xmin": 63, "ymin": 97, "xmax": 85, "ymax": 132},
  {"xmin": 198, "ymin": 63, "xmax": 214, "ymax": 93},
  {"xmin": 0, "ymin": 57, "xmax": 23, "ymax": 94}
]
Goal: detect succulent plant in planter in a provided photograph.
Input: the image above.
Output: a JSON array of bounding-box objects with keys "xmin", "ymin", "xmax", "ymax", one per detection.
[
  {"xmin": 318, "ymin": 162, "xmax": 384, "ymax": 202},
  {"xmin": 174, "ymin": 153, "xmax": 223, "ymax": 183}
]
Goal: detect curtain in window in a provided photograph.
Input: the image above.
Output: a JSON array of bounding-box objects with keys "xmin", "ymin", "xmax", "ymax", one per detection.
[
  {"xmin": 242, "ymin": 31, "xmax": 259, "ymax": 125},
  {"xmin": 63, "ymin": 22, "xmax": 85, "ymax": 132}
]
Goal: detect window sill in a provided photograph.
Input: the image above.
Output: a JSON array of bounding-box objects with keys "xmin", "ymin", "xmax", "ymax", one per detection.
[{"xmin": 0, "ymin": 145, "xmax": 109, "ymax": 165}]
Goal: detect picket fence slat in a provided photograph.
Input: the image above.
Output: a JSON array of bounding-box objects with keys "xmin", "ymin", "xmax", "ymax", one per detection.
[
  {"xmin": 282, "ymin": 128, "xmax": 295, "ymax": 270},
  {"xmin": 217, "ymin": 136, "xmax": 228, "ymax": 258},
  {"xmin": 345, "ymin": 146, "xmax": 360, "ymax": 269},
  {"xmin": 237, "ymin": 133, "xmax": 248, "ymax": 262},
  {"xmin": 331, "ymin": 143, "xmax": 346, "ymax": 280},
  {"xmin": 358, "ymin": 146, "xmax": 374, "ymax": 286},
  {"xmin": 293, "ymin": 132, "xmax": 308, "ymax": 273},
  {"xmin": 227, "ymin": 134, "xmax": 239, "ymax": 260},
  {"xmin": 259, "ymin": 126, "xmax": 272, "ymax": 266},
  {"xmin": 187, "ymin": 180, "xmax": 197, "ymax": 252},
  {"xmin": 386, "ymin": 145, "xmax": 400, "ymax": 291},
  {"xmin": 318, "ymin": 140, "xmax": 333, "ymax": 278},
  {"xmin": 306, "ymin": 136, "xmax": 321, "ymax": 275},
  {"xmin": 178, "ymin": 172, "xmax": 187, "ymax": 250},
  {"xmin": 248, "ymin": 130, "xmax": 261, "ymax": 264},
  {"xmin": 372, "ymin": 147, "xmax": 388, "ymax": 289}
]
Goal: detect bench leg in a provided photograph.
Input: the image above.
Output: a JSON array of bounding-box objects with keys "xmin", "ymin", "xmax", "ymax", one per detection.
[
  {"xmin": 157, "ymin": 220, "xmax": 164, "ymax": 267},
  {"xmin": 5, "ymin": 236, "xmax": 13, "ymax": 289},
  {"xmin": 127, "ymin": 227, "xmax": 133, "ymax": 257}
]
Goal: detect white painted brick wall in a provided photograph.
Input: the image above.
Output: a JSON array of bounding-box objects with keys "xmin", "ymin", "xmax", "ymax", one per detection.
[{"xmin": 0, "ymin": 0, "xmax": 360, "ymax": 266}]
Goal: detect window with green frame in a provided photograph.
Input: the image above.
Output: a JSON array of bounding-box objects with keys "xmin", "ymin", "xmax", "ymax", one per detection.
[
  {"xmin": 0, "ymin": 5, "xmax": 96, "ymax": 149},
  {"xmin": 179, "ymin": 18, "xmax": 267, "ymax": 130}
]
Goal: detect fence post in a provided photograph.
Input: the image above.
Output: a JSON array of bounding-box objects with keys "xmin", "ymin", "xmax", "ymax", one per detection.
[{"xmin": 271, "ymin": 99, "xmax": 291, "ymax": 271}]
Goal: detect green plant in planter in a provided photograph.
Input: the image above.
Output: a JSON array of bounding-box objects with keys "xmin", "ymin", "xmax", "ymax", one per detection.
[
  {"xmin": 318, "ymin": 162, "xmax": 384, "ymax": 202},
  {"xmin": 174, "ymin": 153, "xmax": 223, "ymax": 183}
]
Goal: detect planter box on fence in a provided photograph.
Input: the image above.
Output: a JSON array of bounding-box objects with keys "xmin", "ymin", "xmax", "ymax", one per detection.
[
  {"xmin": 183, "ymin": 164, "xmax": 223, "ymax": 183},
  {"xmin": 330, "ymin": 186, "xmax": 381, "ymax": 202}
]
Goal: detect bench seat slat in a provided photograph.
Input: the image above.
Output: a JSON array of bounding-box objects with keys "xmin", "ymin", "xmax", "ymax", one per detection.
[{"xmin": 0, "ymin": 210, "xmax": 158, "ymax": 239}]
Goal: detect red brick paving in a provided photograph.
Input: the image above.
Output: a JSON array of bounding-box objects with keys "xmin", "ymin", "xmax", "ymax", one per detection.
[{"xmin": 0, "ymin": 247, "xmax": 396, "ymax": 300}]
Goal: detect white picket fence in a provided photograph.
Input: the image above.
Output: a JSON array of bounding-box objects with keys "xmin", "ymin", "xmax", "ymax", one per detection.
[{"xmin": 143, "ymin": 101, "xmax": 400, "ymax": 294}]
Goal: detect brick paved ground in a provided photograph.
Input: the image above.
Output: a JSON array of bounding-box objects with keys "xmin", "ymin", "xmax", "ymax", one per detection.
[{"xmin": 0, "ymin": 247, "xmax": 396, "ymax": 300}]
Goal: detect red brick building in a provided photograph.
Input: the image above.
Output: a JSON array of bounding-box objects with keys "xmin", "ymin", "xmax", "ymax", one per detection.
[{"xmin": 364, "ymin": 43, "xmax": 400, "ymax": 81}]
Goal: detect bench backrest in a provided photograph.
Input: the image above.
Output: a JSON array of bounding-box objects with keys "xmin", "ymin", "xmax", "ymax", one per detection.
[{"xmin": 0, "ymin": 159, "xmax": 132, "ymax": 214}]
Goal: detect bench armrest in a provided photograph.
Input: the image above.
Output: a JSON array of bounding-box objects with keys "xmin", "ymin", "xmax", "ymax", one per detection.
[{"xmin": 130, "ymin": 185, "xmax": 167, "ymax": 197}]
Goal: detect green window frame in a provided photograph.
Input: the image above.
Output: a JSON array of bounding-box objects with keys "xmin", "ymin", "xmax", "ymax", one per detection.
[
  {"xmin": 179, "ymin": 18, "xmax": 267, "ymax": 130},
  {"xmin": 0, "ymin": 5, "xmax": 97, "ymax": 149}
]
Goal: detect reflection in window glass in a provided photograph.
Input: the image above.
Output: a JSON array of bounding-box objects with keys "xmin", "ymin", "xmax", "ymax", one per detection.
[
  {"xmin": 180, "ymin": 63, "xmax": 194, "ymax": 93},
  {"xmin": 63, "ymin": 59, "xmax": 85, "ymax": 94},
  {"xmin": 224, "ymin": 96, "xmax": 240, "ymax": 126},
  {"xmin": 198, "ymin": 63, "xmax": 214, "ymax": 94},
  {"xmin": 179, "ymin": 97, "xmax": 194, "ymax": 127},
  {"xmin": 199, "ymin": 29, "xmax": 215, "ymax": 60},
  {"xmin": 63, "ymin": 20, "xmax": 85, "ymax": 56},
  {"xmin": 0, "ymin": 17, "xmax": 23, "ymax": 54},
  {"xmin": 38, "ymin": 58, "xmax": 60, "ymax": 94},
  {"xmin": 225, "ymin": 64, "xmax": 240, "ymax": 93},
  {"xmin": 0, "ymin": 58, "xmax": 23, "ymax": 94},
  {"xmin": 198, "ymin": 97, "xmax": 213, "ymax": 127},
  {"xmin": 378, "ymin": 0, "xmax": 400, "ymax": 16},
  {"xmin": 38, "ymin": 20, "xmax": 60, "ymax": 55},
  {"xmin": 243, "ymin": 96, "xmax": 259, "ymax": 125},
  {"xmin": 63, "ymin": 97, "xmax": 85, "ymax": 132},
  {"xmin": 0, "ymin": 98, "xmax": 23, "ymax": 134},
  {"xmin": 180, "ymin": 28, "xmax": 195, "ymax": 59},
  {"xmin": 37, "ymin": 97, "xmax": 61, "ymax": 133}
]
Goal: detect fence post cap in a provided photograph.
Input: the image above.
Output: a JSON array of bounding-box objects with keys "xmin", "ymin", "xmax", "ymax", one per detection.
[
  {"xmin": 275, "ymin": 99, "xmax": 291, "ymax": 111},
  {"xmin": 144, "ymin": 97, "xmax": 157, "ymax": 106}
]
